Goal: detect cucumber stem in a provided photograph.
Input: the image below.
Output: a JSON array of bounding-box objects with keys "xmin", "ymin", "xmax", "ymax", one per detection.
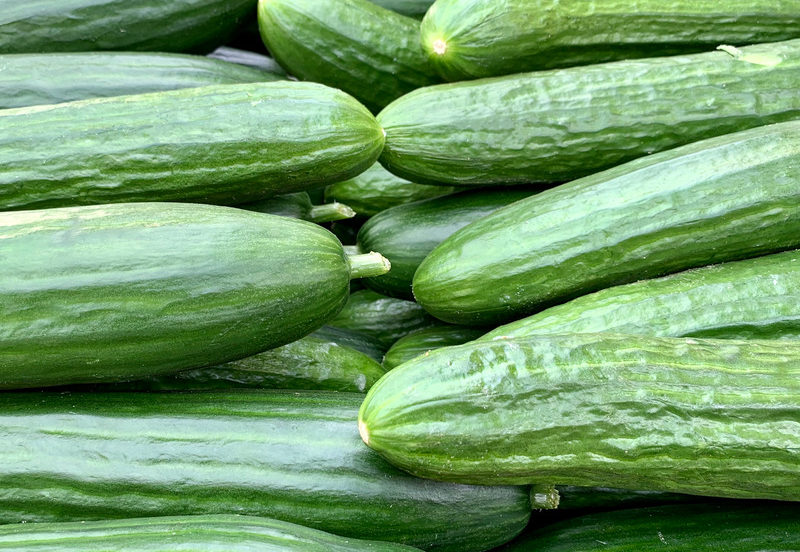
[
  {"xmin": 530, "ymin": 485, "xmax": 560, "ymax": 510},
  {"xmin": 309, "ymin": 201, "xmax": 356, "ymax": 223},
  {"xmin": 348, "ymin": 251, "xmax": 391, "ymax": 279}
]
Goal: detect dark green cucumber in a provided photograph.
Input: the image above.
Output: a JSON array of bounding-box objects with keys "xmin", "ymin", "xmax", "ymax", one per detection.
[
  {"xmin": 0, "ymin": 390, "xmax": 531, "ymax": 552},
  {"xmin": 383, "ymin": 326, "xmax": 484, "ymax": 369},
  {"xmin": 370, "ymin": 0, "xmax": 434, "ymax": 18},
  {"xmin": 358, "ymin": 187, "xmax": 537, "ymax": 299},
  {"xmin": 0, "ymin": 81, "xmax": 383, "ymax": 211},
  {"xmin": 240, "ymin": 192, "xmax": 356, "ymax": 223},
  {"xmin": 413, "ymin": 120, "xmax": 800, "ymax": 326},
  {"xmin": 554, "ymin": 486, "xmax": 702, "ymax": 512},
  {"xmin": 421, "ymin": 0, "xmax": 800, "ymax": 80},
  {"xmin": 378, "ymin": 39, "xmax": 800, "ymax": 186},
  {"xmin": 258, "ymin": 0, "xmax": 439, "ymax": 113},
  {"xmin": 359, "ymin": 333, "xmax": 800, "ymax": 499},
  {"xmin": 502, "ymin": 503, "xmax": 800, "ymax": 551},
  {"xmin": 0, "ymin": 203, "xmax": 389, "ymax": 389},
  {"xmin": 482, "ymin": 249, "xmax": 800, "ymax": 342},
  {"xmin": 326, "ymin": 163, "xmax": 460, "ymax": 217},
  {"xmin": 0, "ymin": 1, "xmax": 255, "ymax": 54},
  {"xmin": 312, "ymin": 325, "xmax": 385, "ymax": 362},
  {"xmin": 0, "ymin": 52, "xmax": 281, "ymax": 110},
  {"xmin": 0, "ymin": 515, "xmax": 422, "ymax": 551},
  {"xmin": 208, "ymin": 46, "xmax": 287, "ymax": 74},
  {"xmin": 329, "ymin": 289, "xmax": 443, "ymax": 350}
]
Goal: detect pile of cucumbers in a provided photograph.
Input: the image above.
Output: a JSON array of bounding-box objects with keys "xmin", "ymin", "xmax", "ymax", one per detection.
[{"xmin": 1, "ymin": 0, "xmax": 799, "ymax": 550}]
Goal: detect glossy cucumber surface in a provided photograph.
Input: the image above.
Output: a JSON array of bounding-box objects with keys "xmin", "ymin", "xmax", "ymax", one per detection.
[
  {"xmin": 207, "ymin": 46, "xmax": 286, "ymax": 74},
  {"xmin": 382, "ymin": 326, "xmax": 484, "ymax": 369}
]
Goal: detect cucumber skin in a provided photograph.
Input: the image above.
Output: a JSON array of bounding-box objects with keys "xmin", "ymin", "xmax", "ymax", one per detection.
[
  {"xmin": 207, "ymin": 46, "xmax": 287, "ymax": 74},
  {"xmin": 383, "ymin": 326, "xmax": 485, "ymax": 369},
  {"xmin": 370, "ymin": 0, "xmax": 433, "ymax": 17},
  {"xmin": 413, "ymin": 120, "xmax": 800, "ymax": 326},
  {"xmin": 0, "ymin": 515, "xmax": 422, "ymax": 551},
  {"xmin": 0, "ymin": 81, "xmax": 383, "ymax": 211},
  {"xmin": 0, "ymin": 0, "xmax": 255, "ymax": 55},
  {"xmin": 0, "ymin": 203, "xmax": 352, "ymax": 389},
  {"xmin": 0, "ymin": 52, "xmax": 281, "ymax": 110},
  {"xmin": 358, "ymin": 187, "xmax": 537, "ymax": 299},
  {"xmin": 483, "ymin": 249, "xmax": 800, "ymax": 342},
  {"xmin": 312, "ymin": 325, "xmax": 386, "ymax": 362},
  {"xmin": 378, "ymin": 39, "xmax": 800, "ymax": 186},
  {"xmin": 239, "ymin": 192, "xmax": 321, "ymax": 221},
  {"xmin": 359, "ymin": 333, "xmax": 800, "ymax": 499},
  {"xmin": 0, "ymin": 390, "xmax": 531, "ymax": 552},
  {"xmin": 554, "ymin": 486, "xmax": 702, "ymax": 512},
  {"xmin": 421, "ymin": 0, "xmax": 800, "ymax": 80},
  {"xmin": 502, "ymin": 503, "xmax": 800, "ymax": 551},
  {"xmin": 258, "ymin": 0, "xmax": 439, "ymax": 113}
]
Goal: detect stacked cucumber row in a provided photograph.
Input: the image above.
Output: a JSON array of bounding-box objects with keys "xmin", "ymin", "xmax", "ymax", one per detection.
[{"xmin": 1, "ymin": 0, "xmax": 799, "ymax": 550}]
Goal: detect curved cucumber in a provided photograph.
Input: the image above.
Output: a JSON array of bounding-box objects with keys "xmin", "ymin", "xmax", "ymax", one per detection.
[
  {"xmin": 421, "ymin": 0, "xmax": 800, "ymax": 80},
  {"xmin": 0, "ymin": 81, "xmax": 383, "ymax": 211},
  {"xmin": 378, "ymin": 39, "xmax": 800, "ymax": 186},
  {"xmin": 326, "ymin": 163, "xmax": 459, "ymax": 217},
  {"xmin": 0, "ymin": 390, "xmax": 531, "ymax": 552},
  {"xmin": 413, "ymin": 120, "xmax": 800, "ymax": 326},
  {"xmin": 358, "ymin": 187, "xmax": 537, "ymax": 298},
  {"xmin": 359, "ymin": 333, "xmax": 800, "ymax": 499},
  {"xmin": 207, "ymin": 46, "xmax": 287, "ymax": 74},
  {"xmin": 311, "ymin": 325, "xmax": 386, "ymax": 362},
  {"xmin": 482, "ymin": 249, "xmax": 800, "ymax": 342},
  {"xmin": 0, "ymin": 0, "xmax": 255, "ymax": 55},
  {"xmin": 0, "ymin": 203, "xmax": 388, "ymax": 389},
  {"xmin": 258, "ymin": 0, "xmax": 439, "ymax": 113},
  {"xmin": 383, "ymin": 326, "xmax": 484, "ymax": 369},
  {"xmin": 240, "ymin": 192, "xmax": 356, "ymax": 223},
  {"xmin": 0, "ymin": 515, "xmax": 422, "ymax": 551}
]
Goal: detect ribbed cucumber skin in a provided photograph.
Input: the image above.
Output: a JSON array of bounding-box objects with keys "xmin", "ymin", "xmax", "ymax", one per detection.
[
  {"xmin": 207, "ymin": 46, "xmax": 287, "ymax": 74},
  {"xmin": 0, "ymin": 515, "xmax": 422, "ymax": 551},
  {"xmin": 421, "ymin": 0, "xmax": 800, "ymax": 80},
  {"xmin": 370, "ymin": 0, "xmax": 434, "ymax": 17},
  {"xmin": 0, "ymin": 52, "xmax": 281, "ymax": 109},
  {"xmin": 359, "ymin": 334, "xmax": 800, "ymax": 499},
  {"xmin": 0, "ymin": 391, "xmax": 531, "ymax": 552},
  {"xmin": 258, "ymin": 0, "xmax": 439, "ymax": 113},
  {"xmin": 0, "ymin": 203, "xmax": 352, "ymax": 389},
  {"xmin": 502, "ymin": 503, "xmax": 800, "ymax": 551},
  {"xmin": 0, "ymin": 81, "xmax": 383, "ymax": 211},
  {"xmin": 413, "ymin": 120, "xmax": 800, "ymax": 326},
  {"xmin": 383, "ymin": 326, "xmax": 484, "ymax": 369},
  {"xmin": 378, "ymin": 39, "xmax": 800, "ymax": 186},
  {"xmin": 358, "ymin": 188, "xmax": 537, "ymax": 299},
  {"xmin": 326, "ymin": 163, "xmax": 459, "ymax": 217},
  {"xmin": 0, "ymin": 0, "xmax": 255, "ymax": 54},
  {"xmin": 482, "ymin": 249, "xmax": 800, "ymax": 342}
]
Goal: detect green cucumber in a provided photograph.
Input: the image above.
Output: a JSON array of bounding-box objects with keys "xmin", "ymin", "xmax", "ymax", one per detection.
[
  {"xmin": 208, "ymin": 46, "xmax": 287, "ymax": 74},
  {"xmin": 312, "ymin": 326, "xmax": 386, "ymax": 362},
  {"xmin": 0, "ymin": 515, "xmax": 422, "ymax": 551},
  {"xmin": 502, "ymin": 503, "xmax": 800, "ymax": 551},
  {"xmin": 554, "ymin": 486, "xmax": 702, "ymax": 512},
  {"xmin": 240, "ymin": 192, "xmax": 356, "ymax": 223},
  {"xmin": 370, "ymin": 0, "xmax": 434, "ymax": 18},
  {"xmin": 329, "ymin": 289, "xmax": 443, "ymax": 350},
  {"xmin": 413, "ymin": 120, "xmax": 800, "ymax": 326},
  {"xmin": 482, "ymin": 249, "xmax": 800, "ymax": 342},
  {"xmin": 0, "ymin": 81, "xmax": 383, "ymax": 211},
  {"xmin": 421, "ymin": 0, "xmax": 800, "ymax": 80},
  {"xmin": 358, "ymin": 187, "xmax": 537, "ymax": 299},
  {"xmin": 0, "ymin": 390, "xmax": 531, "ymax": 552},
  {"xmin": 0, "ymin": 52, "xmax": 281, "ymax": 110},
  {"xmin": 359, "ymin": 333, "xmax": 800, "ymax": 499},
  {"xmin": 0, "ymin": 1, "xmax": 255, "ymax": 55},
  {"xmin": 378, "ymin": 39, "xmax": 800, "ymax": 186},
  {"xmin": 0, "ymin": 203, "xmax": 389, "ymax": 389},
  {"xmin": 258, "ymin": 0, "xmax": 439, "ymax": 113},
  {"xmin": 326, "ymin": 163, "xmax": 459, "ymax": 217},
  {"xmin": 383, "ymin": 326, "xmax": 484, "ymax": 369}
]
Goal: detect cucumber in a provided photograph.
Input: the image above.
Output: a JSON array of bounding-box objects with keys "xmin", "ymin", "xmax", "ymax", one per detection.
[
  {"xmin": 258, "ymin": 0, "xmax": 440, "ymax": 113},
  {"xmin": 502, "ymin": 503, "xmax": 800, "ymax": 551},
  {"xmin": 0, "ymin": 0, "xmax": 255, "ymax": 55},
  {"xmin": 421, "ymin": 0, "xmax": 800, "ymax": 80},
  {"xmin": 0, "ymin": 390, "xmax": 531, "ymax": 552},
  {"xmin": 0, "ymin": 515, "xmax": 422, "ymax": 551},
  {"xmin": 0, "ymin": 52, "xmax": 281, "ymax": 110},
  {"xmin": 482, "ymin": 249, "xmax": 800, "ymax": 342},
  {"xmin": 383, "ymin": 326, "xmax": 484, "ymax": 369},
  {"xmin": 370, "ymin": 0, "xmax": 434, "ymax": 18},
  {"xmin": 378, "ymin": 39, "xmax": 800, "ymax": 186},
  {"xmin": 329, "ymin": 290, "xmax": 443, "ymax": 350},
  {"xmin": 555, "ymin": 486, "xmax": 702, "ymax": 512},
  {"xmin": 358, "ymin": 187, "xmax": 538, "ymax": 299},
  {"xmin": 413, "ymin": 120, "xmax": 800, "ymax": 326},
  {"xmin": 359, "ymin": 333, "xmax": 800, "ymax": 499},
  {"xmin": 312, "ymin": 326, "xmax": 386, "ymax": 362},
  {"xmin": 326, "ymin": 163, "xmax": 459, "ymax": 217},
  {"xmin": 208, "ymin": 46, "xmax": 287, "ymax": 74},
  {"xmin": 0, "ymin": 203, "xmax": 389, "ymax": 389},
  {"xmin": 240, "ymin": 192, "xmax": 356, "ymax": 223},
  {"xmin": 0, "ymin": 81, "xmax": 384, "ymax": 211}
]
